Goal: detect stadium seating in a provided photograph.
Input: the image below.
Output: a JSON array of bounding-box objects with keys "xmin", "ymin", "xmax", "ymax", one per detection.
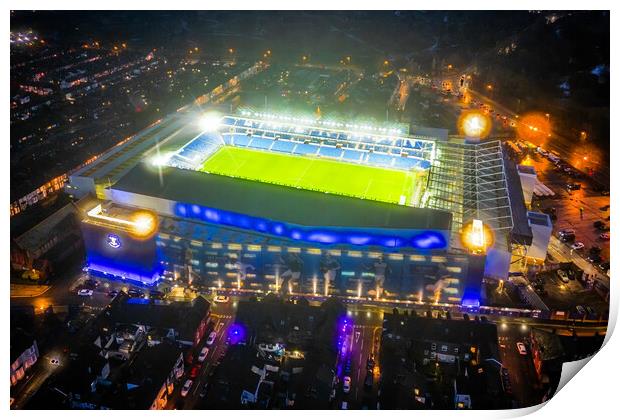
[
  {"xmin": 228, "ymin": 134, "xmax": 250, "ymax": 147},
  {"xmin": 271, "ymin": 140, "xmax": 297, "ymax": 153},
  {"xmin": 213, "ymin": 117, "xmax": 437, "ymax": 172},
  {"xmin": 318, "ymin": 146, "xmax": 343, "ymax": 159},
  {"xmin": 294, "ymin": 143, "xmax": 319, "ymax": 155},
  {"xmin": 341, "ymin": 149, "xmax": 363, "ymax": 162},
  {"xmin": 367, "ymin": 152, "xmax": 394, "ymax": 167},
  {"xmin": 248, "ymin": 137, "xmax": 275, "ymax": 151}
]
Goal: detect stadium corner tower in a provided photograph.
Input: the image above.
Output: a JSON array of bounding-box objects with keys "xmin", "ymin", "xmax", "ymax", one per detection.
[{"xmin": 68, "ymin": 111, "xmax": 524, "ymax": 306}]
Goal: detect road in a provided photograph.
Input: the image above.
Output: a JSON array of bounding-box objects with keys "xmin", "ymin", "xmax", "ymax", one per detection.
[
  {"xmin": 167, "ymin": 299, "xmax": 236, "ymax": 410},
  {"xmin": 336, "ymin": 307, "xmax": 383, "ymax": 409},
  {"xmin": 498, "ymin": 327, "xmax": 542, "ymax": 407}
]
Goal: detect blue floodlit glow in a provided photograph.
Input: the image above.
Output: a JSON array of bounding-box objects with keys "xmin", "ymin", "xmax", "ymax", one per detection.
[
  {"xmin": 229, "ymin": 323, "xmax": 246, "ymax": 345},
  {"xmin": 461, "ymin": 289, "xmax": 481, "ymax": 308},
  {"xmin": 173, "ymin": 202, "xmax": 449, "ymax": 250}
]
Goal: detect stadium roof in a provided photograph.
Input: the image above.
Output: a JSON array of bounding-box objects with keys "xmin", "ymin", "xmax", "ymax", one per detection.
[{"xmin": 111, "ymin": 163, "xmax": 452, "ymax": 231}]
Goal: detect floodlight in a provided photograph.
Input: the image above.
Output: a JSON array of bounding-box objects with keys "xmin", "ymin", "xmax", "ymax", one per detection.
[{"xmin": 200, "ymin": 113, "xmax": 222, "ymax": 132}]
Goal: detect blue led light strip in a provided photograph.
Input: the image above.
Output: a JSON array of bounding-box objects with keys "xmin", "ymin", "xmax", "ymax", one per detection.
[{"xmin": 174, "ymin": 202, "xmax": 448, "ymax": 250}]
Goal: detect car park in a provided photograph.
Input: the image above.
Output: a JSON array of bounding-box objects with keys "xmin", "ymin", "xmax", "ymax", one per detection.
[
  {"xmin": 207, "ymin": 331, "xmax": 217, "ymax": 346},
  {"xmin": 181, "ymin": 380, "xmax": 193, "ymax": 397},
  {"xmin": 77, "ymin": 289, "xmax": 94, "ymax": 296},
  {"xmin": 198, "ymin": 346, "xmax": 209, "ymax": 362},
  {"xmin": 516, "ymin": 342, "xmax": 527, "ymax": 355}
]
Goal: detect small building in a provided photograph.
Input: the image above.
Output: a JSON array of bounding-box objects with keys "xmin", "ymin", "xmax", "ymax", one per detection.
[
  {"xmin": 526, "ymin": 212, "xmax": 553, "ymax": 262},
  {"xmin": 517, "ymin": 165, "xmax": 537, "ymax": 208}
]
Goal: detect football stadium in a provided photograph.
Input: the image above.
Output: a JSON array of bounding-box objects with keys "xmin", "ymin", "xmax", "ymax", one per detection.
[{"xmin": 69, "ymin": 110, "xmax": 532, "ymax": 308}]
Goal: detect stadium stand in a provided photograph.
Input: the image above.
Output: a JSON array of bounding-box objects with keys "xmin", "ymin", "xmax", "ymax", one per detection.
[{"xmin": 318, "ymin": 146, "xmax": 343, "ymax": 159}]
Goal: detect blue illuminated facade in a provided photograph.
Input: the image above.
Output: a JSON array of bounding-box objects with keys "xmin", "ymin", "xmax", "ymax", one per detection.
[
  {"xmin": 81, "ymin": 197, "xmax": 477, "ymax": 303},
  {"xmin": 174, "ymin": 202, "xmax": 449, "ymax": 251},
  {"xmin": 82, "ymin": 222, "xmax": 162, "ymax": 286}
]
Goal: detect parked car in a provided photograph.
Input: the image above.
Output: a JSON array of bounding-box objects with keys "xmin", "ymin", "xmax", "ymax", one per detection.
[
  {"xmin": 364, "ymin": 371, "xmax": 374, "ymax": 390},
  {"xmin": 598, "ymin": 262, "xmax": 610, "ymax": 272},
  {"xmin": 214, "ymin": 295, "xmax": 230, "ymax": 303},
  {"xmin": 344, "ymin": 358, "xmax": 352, "ymax": 375},
  {"xmin": 258, "ymin": 343, "xmax": 280, "ymax": 353},
  {"xmin": 594, "ymin": 221, "xmax": 607, "ymax": 230},
  {"xmin": 587, "ymin": 255, "xmax": 603, "ymax": 264},
  {"xmin": 189, "ymin": 365, "xmax": 201, "ymax": 379},
  {"xmin": 558, "ymin": 229, "xmax": 576, "ymax": 242},
  {"xmin": 181, "ymin": 380, "xmax": 193, "ymax": 397},
  {"xmin": 566, "ymin": 183, "xmax": 581, "ymax": 191},
  {"xmin": 77, "ymin": 289, "xmax": 94, "ymax": 297},
  {"xmin": 343, "ymin": 376, "xmax": 351, "ymax": 393},
  {"xmin": 149, "ymin": 290, "xmax": 165, "ymax": 299},
  {"xmin": 516, "ymin": 342, "xmax": 527, "ymax": 355},
  {"xmin": 127, "ymin": 289, "xmax": 144, "ymax": 298},
  {"xmin": 600, "ymin": 232, "xmax": 610, "ymax": 240},
  {"xmin": 207, "ymin": 331, "xmax": 217, "ymax": 346},
  {"xmin": 559, "ymin": 233, "xmax": 575, "ymax": 243},
  {"xmin": 576, "ymin": 306, "xmax": 586, "ymax": 316},
  {"xmin": 199, "ymin": 382, "xmax": 209, "ymax": 398},
  {"xmin": 366, "ymin": 355, "xmax": 375, "ymax": 371},
  {"xmin": 107, "ymin": 289, "xmax": 119, "ymax": 298},
  {"xmin": 571, "ymin": 242, "xmax": 585, "ymax": 251},
  {"xmin": 600, "ymin": 205, "xmax": 610, "ymax": 211},
  {"xmin": 556, "ymin": 270, "xmax": 570, "ymax": 283},
  {"xmin": 198, "ymin": 346, "xmax": 209, "ymax": 362}
]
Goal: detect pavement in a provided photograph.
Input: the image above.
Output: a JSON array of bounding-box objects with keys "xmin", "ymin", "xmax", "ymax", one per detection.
[{"xmin": 10, "ymin": 284, "xmax": 51, "ymax": 298}]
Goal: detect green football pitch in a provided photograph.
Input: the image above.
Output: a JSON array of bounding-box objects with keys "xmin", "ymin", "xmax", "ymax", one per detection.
[{"xmin": 201, "ymin": 146, "xmax": 424, "ymax": 205}]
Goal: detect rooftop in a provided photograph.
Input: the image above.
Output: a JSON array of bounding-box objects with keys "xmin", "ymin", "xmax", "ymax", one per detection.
[{"xmin": 110, "ymin": 162, "xmax": 453, "ymax": 231}]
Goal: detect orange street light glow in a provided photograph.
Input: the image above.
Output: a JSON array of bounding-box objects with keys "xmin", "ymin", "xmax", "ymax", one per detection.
[
  {"xmin": 516, "ymin": 112, "xmax": 552, "ymax": 144},
  {"xmin": 461, "ymin": 219, "xmax": 494, "ymax": 254},
  {"xmin": 130, "ymin": 211, "xmax": 157, "ymax": 238}
]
